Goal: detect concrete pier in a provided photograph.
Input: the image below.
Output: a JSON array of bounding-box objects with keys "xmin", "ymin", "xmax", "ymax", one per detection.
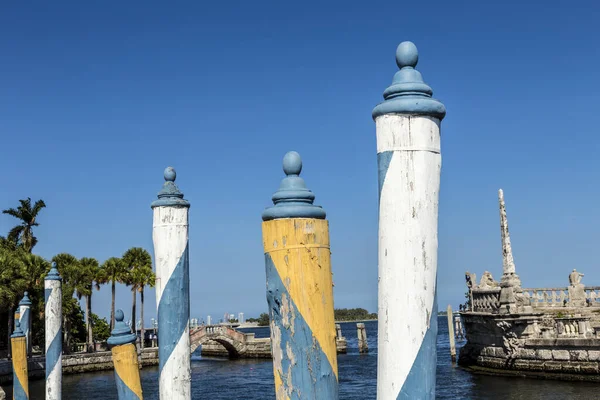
[
  {"xmin": 262, "ymin": 151, "xmax": 339, "ymax": 399},
  {"xmin": 44, "ymin": 262, "xmax": 62, "ymax": 400},
  {"xmin": 151, "ymin": 167, "xmax": 191, "ymax": 400},
  {"xmin": 372, "ymin": 41, "xmax": 446, "ymax": 399}
]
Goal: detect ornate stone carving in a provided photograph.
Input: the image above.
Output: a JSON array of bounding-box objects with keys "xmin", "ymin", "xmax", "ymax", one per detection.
[
  {"xmin": 497, "ymin": 321, "xmax": 520, "ymax": 359},
  {"xmin": 568, "ymin": 269, "xmax": 586, "ymax": 307},
  {"xmin": 479, "ymin": 271, "xmax": 499, "ymax": 289}
]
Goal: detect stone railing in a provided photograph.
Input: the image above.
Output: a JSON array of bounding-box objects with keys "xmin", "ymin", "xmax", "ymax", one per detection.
[
  {"xmin": 522, "ymin": 286, "xmax": 600, "ymax": 307},
  {"xmin": 555, "ymin": 316, "xmax": 593, "ymax": 338},
  {"xmin": 471, "ymin": 288, "xmax": 501, "ymax": 313}
]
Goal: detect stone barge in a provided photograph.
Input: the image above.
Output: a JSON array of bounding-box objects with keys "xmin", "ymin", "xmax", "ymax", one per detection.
[{"xmin": 459, "ymin": 189, "xmax": 600, "ymax": 381}]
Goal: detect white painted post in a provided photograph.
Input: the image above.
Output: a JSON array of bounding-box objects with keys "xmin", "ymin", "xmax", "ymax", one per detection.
[
  {"xmin": 447, "ymin": 305, "xmax": 456, "ymax": 362},
  {"xmin": 357, "ymin": 323, "xmax": 368, "ymax": 354},
  {"xmin": 18, "ymin": 292, "xmax": 32, "ymax": 356},
  {"xmin": 45, "ymin": 263, "xmax": 62, "ymax": 400},
  {"xmin": 372, "ymin": 41, "xmax": 446, "ymax": 400},
  {"xmin": 151, "ymin": 167, "xmax": 191, "ymax": 400}
]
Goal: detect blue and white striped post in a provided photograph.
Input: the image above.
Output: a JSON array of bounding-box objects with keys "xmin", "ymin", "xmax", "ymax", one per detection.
[
  {"xmin": 45, "ymin": 262, "xmax": 62, "ymax": 400},
  {"xmin": 151, "ymin": 167, "xmax": 191, "ymax": 399},
  {"xmin": 372, "ymin": 41, "xmax": 446, "ymax": 399},
  {"xmin": 108, "ymin": 309, "xmax": 143, "ymax": 400},
  {"xmin": 19, "ymin": 292, "xmax": 32, "ymax": 356}
]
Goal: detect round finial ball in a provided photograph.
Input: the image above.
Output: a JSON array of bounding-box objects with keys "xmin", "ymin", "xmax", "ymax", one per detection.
[
  {"xmin": 24, "ymin": 291, "xmax": 28, "ymax": 296},
  {"xmin": 115, "ymin": 309, "xmax": 124, "ymax": 322},
  {"xmin": 51, "ymin": 262, "xmax": 57, "ymax": 269},
  {"xmin": 164, "ymin": 167, "xmax": 176, "ymax": 182},
  {"xmin": 396, "ymin": 41, "xmax": 419, "ymax": 69},
  {"xmin": 282, "ymin": 151, "xmax": 302, "ymax": 176}
]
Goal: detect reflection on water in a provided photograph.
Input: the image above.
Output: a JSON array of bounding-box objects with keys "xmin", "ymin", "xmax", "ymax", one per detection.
[{"xmin": 11, "ymin": 319, "xmax": 600, "ymax": 399}]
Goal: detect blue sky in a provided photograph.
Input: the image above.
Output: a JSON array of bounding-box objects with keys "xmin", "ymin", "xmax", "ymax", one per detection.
[{"xmin": 1, "ymin": 1, "xmax": 599, "ymax": 326}]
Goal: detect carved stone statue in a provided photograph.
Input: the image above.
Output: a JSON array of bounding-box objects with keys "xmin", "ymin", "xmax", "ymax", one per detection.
[
  {"xmin": 479, "ymin": 271, "xmax": 499, "ymax": 289},
  {"xmin": 569, "ymin": 269, "xmax": 584, "ymax": 286},
  {"xmin": 465, "ymin": 271, "xmax": 476, "ymax": 289},
  {"xmin": 568, "ymin": 268, "xmax": 586, "ymax": 307}
]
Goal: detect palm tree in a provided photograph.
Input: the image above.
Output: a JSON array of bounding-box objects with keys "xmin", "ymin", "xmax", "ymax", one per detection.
[
  {"xmin": 78, "ymin": 257, "xmax": 101, "ymax": 352},
  {"xmin": 130, "ymin": 265, "xmax": 155, "ymax": 349},
  {"xmin": 100, "ymin": 257, "xmax": 127, "ymax": 330},
  {"xmin": 122, "ymin": 248, "xmax": 152, "ymax": 341},
  {"xmin": 2, "ymin": 198, "xmax": 46, "ymax": 253}
]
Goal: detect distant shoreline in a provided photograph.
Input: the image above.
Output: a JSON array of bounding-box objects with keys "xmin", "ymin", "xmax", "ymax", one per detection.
[{"xmin": 335, "ymin": 319, "xmax": 377, "ymax": 323}]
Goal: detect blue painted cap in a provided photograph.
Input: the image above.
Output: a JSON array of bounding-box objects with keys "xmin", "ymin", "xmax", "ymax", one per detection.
[
  {"xmin": 107, "ymin": 309, "xmax": 137, "ymax": 347},
  {"xmin": 262, "ymin": 151, "xmax": 326, "ymax": 221},
  {"xmin": 151, "ymin": 167, "xmax": 191, "ymax": 209},
  {"xmin": 19, "ymin": 291, "xmax": 32, "ymax": 306},
  {"xmin": 11, "ymin": 321, "xmax": 25, "ymax": 338},
  {"xmin": 45, "ymin": 262, "xmax": 62, "ymax": 281},
  {"xmin": 372, "ymin": 41, "xmax": 446, "ymax": 120}
]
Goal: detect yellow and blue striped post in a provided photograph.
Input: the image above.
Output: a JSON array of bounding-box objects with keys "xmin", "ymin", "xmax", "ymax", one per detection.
[
  {"xmin": 372, "ymin": 42, "xmax": 446, "ymax": 399},
  {"xmin": 11, "ymin": 321, "xmax": 29, "ymax": 400},
  {"xmin": 262, "ymin": 151, "xmax": 338, "ymax": 399},
  {"xmin": 18, "ymin": 292, "xmax": 32, "ymax": 356},
  {"xmin": 108, "ymin": 309, "xmax": 143, "ymax": 400},
  {"xmin": 45, "ymin": 262, "xmax": 62, "ymax": 400},
  {"xmin": 151, "ymin": 167, "xmax": 191, "ymax": 400}
]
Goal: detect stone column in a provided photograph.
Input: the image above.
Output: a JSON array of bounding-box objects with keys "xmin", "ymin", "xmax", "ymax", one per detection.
[
  {"xmin": 108, "ymin": 310, "xmax": 143, "ymax": 400},
  {"xmin": 11, "ymin": 321, "xmax": 29, "ymax": 400},
  {"xmin": 447, "ymin": 305, "xmax": 456, "ymax": 362},
  {"xmin": 18, "ymin": 292, "xmax": 32, "ymax": 356},
  {"xmin": 372, "ymin": 41, "xmax": 446, "ymax": 399},
  {"xmin": 498, "ymin": 189, "xmax": 522, "ymax": 314},
  {"xmin": 151, "ymin": 167, "xmax": 191, "ymax": 400},
  {"xmin": 262, "ymin": 151, "xmax": 338, "ymax": 399},
  {"xmin": 45, "ymin": 262, "xmax": 62, "ymax": 400},
  {"xmin": 357, "ymin": 323, "xmax": 368, "ymax": 354}
]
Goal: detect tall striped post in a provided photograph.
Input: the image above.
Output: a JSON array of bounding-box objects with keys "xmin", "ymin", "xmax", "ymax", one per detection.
[
  {"xmin": 262, "ymin": 151, "xmax": 338, "ymax": 399},
  {"xmin": 108, "ymin": 310, "xmax": 143, "ymax": 400},
  {"xmin": 45, "ymin": 262, "xmax": 62, "ymax": 400},
  {"xmin": 372, "ymin": 41, "xmax": 446, "ymax": 399},
  {"xmin": 151, "ymin": 167, "xmax": 191, "ymax": 400},
  {"xmin": 18, "ymin": 292, "xmax": 32, "ymax": 356},
  {"xmin": 11, "ymin": 321, "xmax": 29, "ymax": 400}
]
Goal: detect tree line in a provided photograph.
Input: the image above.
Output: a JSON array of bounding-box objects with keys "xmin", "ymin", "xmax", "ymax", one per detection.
[
  {"xmin": 0, "ymin": 197, "xmax": 155, "ymax": 354},
  {"xmin": 334, "ymin": 308, "xmax": 377, "ymax": 321}
]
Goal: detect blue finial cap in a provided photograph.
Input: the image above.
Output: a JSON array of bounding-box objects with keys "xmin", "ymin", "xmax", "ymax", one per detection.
[
  {"xmin": 107, "ymin": 309, "xmax": 137, "ymax": 347},
  {"xmin": 19, "ymin": 291, "xmax": 32, "ymax": 306},
  {"xmin": 262, "ymin": 151, "xmax": 326, "ymax": 221},
  {"xmin": 11, "ymin": 321, "xmax": 25, "ymax": 338},
  {"xmin": 372, "ymin": 41, "xmax": 446, "ymax": 120},
  {"xmin": 151, "ymin": 167, "xmax": 190, "ymax": 209},
  {"xmin": 45, "ymin": 262, "xmax": 62, "ymax": 281}
]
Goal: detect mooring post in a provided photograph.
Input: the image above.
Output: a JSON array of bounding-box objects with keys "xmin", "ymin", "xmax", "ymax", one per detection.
[
  {"xmin": 447, "ymin": 305, "xmax": 456, "ymax": 362},
  {"xmin": 45, "ymin": 262, "xmax": 62, "ymax": 400},
  {"xmin": 18, "ymin": 292, "xmax": 32, "ymax": 356},
  {"xmin": 11, "ymin": 321, "xmax": 28, "ymax": 400},
  {"xmin": 372, "ymin": 41, "xmax": 446, "ymax": 399},
  {"xmin": 108, "ymin": 310, "xmax": 143, "ymax": 400},
  {"xmin": 357, "ymin": 323, "xmax": 369, "ymax": 354},
  {"xmin": 151, "ymin": 167, "xmax": 191, "ymax": 400},
  {"xmin": 336, "ymin": 324, "xmax": 342, "ymax": 340},
  {"xmin": 262, "ymin": 151, "xmax": 338, "ymax": 399}
]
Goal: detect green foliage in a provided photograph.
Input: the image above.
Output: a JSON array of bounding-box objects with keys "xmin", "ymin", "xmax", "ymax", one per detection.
[
  {"xmin": 334, "ymin": 308, "xmax": 377, "ymax": 322},
  {"xmin": 257, "ymin": 313, "xmax": 270, "ymax": 326},
  {"xmin": 2, "ymin": 198, "xmax": 46, "ymax": 253},
  {"xmin": 90, "ymin": 313, "xmax": 111, "ymax": 342}
]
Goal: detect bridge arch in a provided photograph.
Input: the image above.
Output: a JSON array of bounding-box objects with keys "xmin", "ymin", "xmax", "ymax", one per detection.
[{"xmin": 190, "ymin": 326, "xmax": 248, "ymax": 359}]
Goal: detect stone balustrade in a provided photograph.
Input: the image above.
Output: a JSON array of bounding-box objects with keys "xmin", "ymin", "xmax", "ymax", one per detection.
[
  {"xmin": 522, "ymin": 287, "xmax": 600, "ymax": 307},
  {"xmin": 471, "ymin": 288, "xmax": 501, "ymax": 313}
]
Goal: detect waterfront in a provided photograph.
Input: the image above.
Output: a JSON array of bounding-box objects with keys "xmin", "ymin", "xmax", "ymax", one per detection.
[{"xmin": 7, "ymin": 319, "xmax": 600, "ymax": 399}]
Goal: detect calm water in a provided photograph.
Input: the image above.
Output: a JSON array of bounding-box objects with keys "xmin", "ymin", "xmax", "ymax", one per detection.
[{"xmin": 13, "ymin": 318, "xmax": 600, "ymax": 399}]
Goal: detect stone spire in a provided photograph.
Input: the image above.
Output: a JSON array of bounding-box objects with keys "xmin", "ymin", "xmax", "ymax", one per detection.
[{"xmin": 499, "ymin": 189, "xmax": 516, "ymax": 276}]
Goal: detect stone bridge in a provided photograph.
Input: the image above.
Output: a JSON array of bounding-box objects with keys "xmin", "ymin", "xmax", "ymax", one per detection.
[{"xmin": 189, "ymin": 325, "xmax": 347, "ymax": 359}]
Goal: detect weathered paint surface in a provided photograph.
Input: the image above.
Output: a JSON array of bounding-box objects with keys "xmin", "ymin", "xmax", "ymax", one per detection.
[
  {"xmin": 152, "ymin": 205, "xmax": 191, "ymax": 400},
  {"xmin": 375, "ymin": 114, "xmax": 441, "ymax": 400},
  {"xmin": 45, "ymin": 274, "xmax": 62, "ymax": 400},
  {"xmin": 357, "ymin": 323, "xmax": 368, "ymax": 354},
  {"xmin": 262, "ymin": 218, "xmax": 338, "ymax": 400},
  {"xmin": 112, "ymin": 344, "xmax": 143, "ymax": 400},
  {"xmin": 447, "ymin": 305, "xmax": 456, "ymax": 362},
  {"xmin": 19, "ymin": 292, "xmax": 32, "ymax": 356},
  {"xmin": 11, "ymin": 330, "xmax": 29, "ymax": 400}
]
